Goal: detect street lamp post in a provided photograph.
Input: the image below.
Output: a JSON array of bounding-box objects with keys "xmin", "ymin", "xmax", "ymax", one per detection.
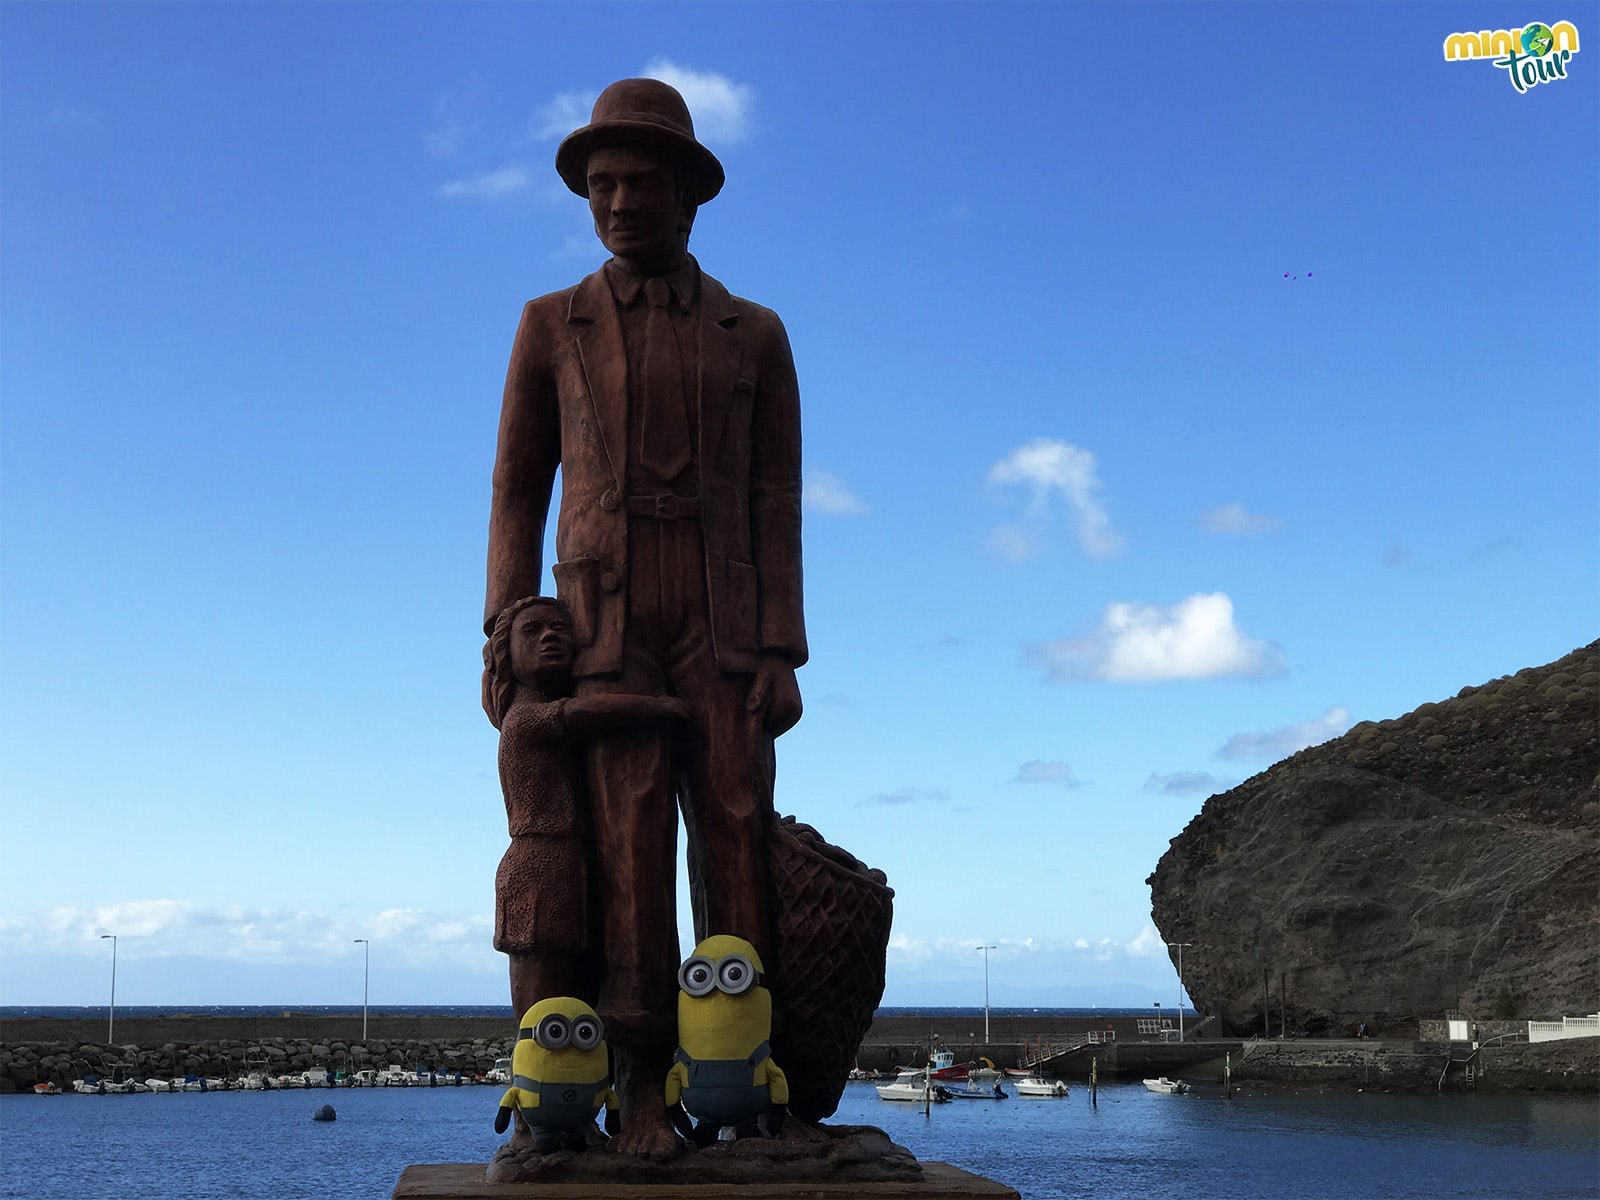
[
  {"xmin": 353, "ymin": 939, "xmax": 369, "ymax": 1041},
  {"xmin": 99, "ymin": 933, "xmax": 117, "ymax": 1045},
  {"xmin": 977, "ymin": 945, "xmax": 996, "ymax": 1044},
  {"xmin": 1168, "ymin": 941, "xmax": 1194, "ymax": 1042},
  {"xmin": 1154, "ymin": 1000, "xmax": 1161, "ymax": 1041}
]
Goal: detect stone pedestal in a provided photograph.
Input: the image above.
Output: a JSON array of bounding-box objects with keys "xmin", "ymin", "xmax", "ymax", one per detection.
[{"xmin": 392, "ymin": 1162, "xmax": 1020, "ymax": 1199}]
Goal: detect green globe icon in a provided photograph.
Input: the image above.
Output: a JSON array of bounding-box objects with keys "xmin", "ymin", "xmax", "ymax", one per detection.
[{"xmin": 1522, "ymin": 23, "xmax": 1554, "ymax": 56}]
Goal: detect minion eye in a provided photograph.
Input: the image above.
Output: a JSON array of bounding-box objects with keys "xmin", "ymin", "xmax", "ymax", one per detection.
[
  {"xmin": 717, "ymin": 954, "xmax": 755, "ymax": 995},
  {"xmin": 535, "ymin": 1014, "xmax": 571, "ymax": 1049},
  {"xmin": 679, "ymin": 956, "xmax": 716, "ymax": 997},
  {"xmin": 571, "ymin": 1016, "xmax": 603, "ymax": 1050}
]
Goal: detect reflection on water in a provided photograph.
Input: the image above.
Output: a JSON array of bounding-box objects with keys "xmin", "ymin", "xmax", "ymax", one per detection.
[{"xmin": 1, "ymin": 1080, "xmax": 1594, "ymax": 1200}]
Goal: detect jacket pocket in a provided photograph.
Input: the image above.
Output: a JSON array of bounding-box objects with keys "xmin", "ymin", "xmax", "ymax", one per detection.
[{"xmin": 552, "ymin": 558, "xmax": 600, "ymax": 648}]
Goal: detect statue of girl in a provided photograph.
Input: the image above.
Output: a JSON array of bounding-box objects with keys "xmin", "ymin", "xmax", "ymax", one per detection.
[{"xmin": 483, "ymin": 596, "xmax": 690, "ymax": 1019}]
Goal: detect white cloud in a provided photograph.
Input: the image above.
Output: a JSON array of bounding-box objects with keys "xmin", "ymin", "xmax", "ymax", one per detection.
[
  {"xmin": 641, "ymin": 60, "xmax": 753, "ymax": 143},
  {"xmin": 534, "ymin": 90, "xmax": 598, "ymax": 141},
  {"xmin": 1027, "ymin": 593, "xmax": 1285, "ymax": 682},
  {"xmin": 988, "ymin": 438, "xmax": 1124, "ymax": 560},
  {"xmin": 858, "ymin": 786, "xmax": 949, "ymax": 808},
  {"xmin": 1013, "ymin": 760, "xmax": 1073, "ymax": 785},
  {"xmin": 1219, "ymin": 706, "xmax": 1351, "ymax": 761},
  {"xmin": 805, "ymin": 470, "xmax": 866, "ymax": 515},
  {"xmin": 423, "ymin": 91, "xmax": 469, "ymax": 158},
  {"xmin": 987, "ymin": 525, "xmax": 1040, "ymax": 562},
  {"xmin": 1201, "ymin": 503, "xmax": 1281, "ymax": 535},
  {"xmin": 887, "ymin": 927, "xmax": 1168, "ymax": 970},
  {"xmin": 1125, "ymin": 924, "xmax": 1166, "ymax": 956},
  {"xmin": 439, "ymin": 165, "xmax": 533, "ymax": 201},
  {"xmin": 1143, "ymin": 771, "xmax": 1227, "ymax": 796},
  {"xmin": 0, "ymin": 901, "xmax": 491, "ymax": 968}
]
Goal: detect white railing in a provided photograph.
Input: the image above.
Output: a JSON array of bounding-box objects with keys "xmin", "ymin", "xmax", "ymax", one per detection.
[{"xmin": 1527, "ymin": 1013, "xmax": 1600, "ymax": 1043}]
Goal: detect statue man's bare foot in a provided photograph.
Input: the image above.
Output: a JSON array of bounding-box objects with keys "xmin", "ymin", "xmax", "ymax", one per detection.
[{"xmin": 607, "ymin": 1108, "xmax": 682, "ymax": 1160}]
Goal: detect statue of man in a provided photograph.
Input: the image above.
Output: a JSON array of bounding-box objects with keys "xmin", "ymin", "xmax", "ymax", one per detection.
[{"xmin": 484, "ymin": 77, "xmax": 806, "ymax": 1157}]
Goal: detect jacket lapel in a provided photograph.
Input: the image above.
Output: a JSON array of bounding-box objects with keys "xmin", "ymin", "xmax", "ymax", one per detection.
[
  {"xmin": 567, "ymin": 270, "xmax": 627, "ymax": 489},
  {"xmin": 696, "ymin": 272, "xmax": 743, "ymax": 472}
]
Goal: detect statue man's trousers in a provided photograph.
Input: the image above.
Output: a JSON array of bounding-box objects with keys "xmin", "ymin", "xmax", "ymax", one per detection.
[{"xmin": 577, "ymin": 513, "xmax": 774, "ymax": 1047}]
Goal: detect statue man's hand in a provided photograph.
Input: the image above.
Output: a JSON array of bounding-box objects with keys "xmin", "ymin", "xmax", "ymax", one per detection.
[{"xmin": 748, "ymin": 657, "xmax": 802, "ymax": 736}]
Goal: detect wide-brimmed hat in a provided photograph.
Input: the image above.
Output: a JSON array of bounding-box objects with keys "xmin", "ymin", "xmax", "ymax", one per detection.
[{"xmin": 555, "ymin": 78, "xmax": 725, "ymax": 202}]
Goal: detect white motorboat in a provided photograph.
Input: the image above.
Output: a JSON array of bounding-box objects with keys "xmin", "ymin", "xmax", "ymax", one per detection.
[
  {"xmin": 1143, "ymin": 1076, "xmax": 1190, "ymax": 1094},
  {"xmin": 72, "ymin": 1077, "xmax": 102, "ymax": 1094},
  {"xmin": 144, "ymin": 1078, "xmax": 173, "ymax": 1093},
  {"xmin": 1015, "ymin": 1075, "xmax": 1069, "ymax": 1097},
  {"xmin": 875, "ymin": 1069, "xmax": 952, "ymax": 1103}
]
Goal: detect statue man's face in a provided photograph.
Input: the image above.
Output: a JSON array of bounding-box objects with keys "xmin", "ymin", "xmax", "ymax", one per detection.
[
  {"xmin": 509, "ymin": 603, "xmax": 575, "ymax": 691},
  {"xmin": 586, "ymin": 144, "xmax": 689, "ymax": 268}
]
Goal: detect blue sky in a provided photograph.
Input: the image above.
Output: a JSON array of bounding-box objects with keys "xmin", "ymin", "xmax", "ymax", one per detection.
[{"xmin": 2, "ymin": 2, "xmax": 1595, "ymax": 1012}]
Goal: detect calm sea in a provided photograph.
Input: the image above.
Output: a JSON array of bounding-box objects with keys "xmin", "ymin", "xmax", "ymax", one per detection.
[{"xmin": 1, "ymin": 1080, "xmax": 1594, "ymax": 1199}]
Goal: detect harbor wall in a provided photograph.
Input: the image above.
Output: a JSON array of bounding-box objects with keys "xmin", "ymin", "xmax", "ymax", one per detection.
[
  {"xmin": 5, "ymin": 1013, "xmax": 1593, "ymax": 1095},
  {"xmin": 0, "ymin": 1011, "xmax": 1156, "ymax": 1050},
  {"xmin": 1229, "ymin": 1035, "xmax": 1599, "ymax": 1094},
  {"xmin": 0, "ymin": 1012, "xmax": 1177, "ymax": 1093}
]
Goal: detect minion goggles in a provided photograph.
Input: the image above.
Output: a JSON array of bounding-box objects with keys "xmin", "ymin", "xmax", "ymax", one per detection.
[
  {"xmin": 519, "ymin": 1012, "xmax": 605, "ymax": 1051},
  {"xmin": 678, "ymin": 952, "xmax": 766, "ymax": 997}
]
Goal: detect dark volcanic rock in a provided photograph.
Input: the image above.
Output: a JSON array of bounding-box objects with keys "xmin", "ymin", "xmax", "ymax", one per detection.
[{"xmin": 1148, "ymin": 641, "xmax": 1599, "ymax": 1037}]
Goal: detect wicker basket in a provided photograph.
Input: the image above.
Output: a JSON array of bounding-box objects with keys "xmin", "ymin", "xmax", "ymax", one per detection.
[{"xmin": 767, "ymin": 813, "xmax": 894, "ymax": 1122}]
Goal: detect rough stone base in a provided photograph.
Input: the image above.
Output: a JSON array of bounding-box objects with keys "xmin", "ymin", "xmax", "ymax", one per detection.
[
  {"xmin": 394, "ymin": 1160, "xmax": 1018, "ymax": 1199},
  {"xmin": 481, "ymin": 1123, "xmax": 922, "ymax": 1186}
]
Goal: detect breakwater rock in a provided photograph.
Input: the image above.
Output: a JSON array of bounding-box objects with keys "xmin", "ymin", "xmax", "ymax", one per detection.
[
  {"xmin": 0, "ymin": 1033, "xmax": 515, "ymax": 1094},
  {"xmin": 1149, "ymin": 641, "xmax": 1599, "ymax": 1037}
]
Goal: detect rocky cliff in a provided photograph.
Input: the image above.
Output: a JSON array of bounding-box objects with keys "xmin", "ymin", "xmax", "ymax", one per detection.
[{"xmin": 1148, "ymin": 641, "xmax": 1599, "ymax": 1036}]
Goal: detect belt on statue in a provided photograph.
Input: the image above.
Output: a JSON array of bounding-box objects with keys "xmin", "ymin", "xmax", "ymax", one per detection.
[{"xmin": 625, "ymin": 493, "xmax": 701, "ymax": 519}]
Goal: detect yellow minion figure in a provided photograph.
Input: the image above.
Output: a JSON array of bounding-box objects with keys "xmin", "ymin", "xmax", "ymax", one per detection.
[
  {"xmin": 666, "ymin": 935, "xmax": 788, "ymax": 1143},
  {"xmin": 493, "ymin": 997, "xmax": 618, "ymax": 1152}
]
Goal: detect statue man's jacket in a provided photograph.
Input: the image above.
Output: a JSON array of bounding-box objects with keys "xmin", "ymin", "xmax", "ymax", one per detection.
[{"xmin": 485, "ymin": 260, "xmax": 807, "ymax": 679}]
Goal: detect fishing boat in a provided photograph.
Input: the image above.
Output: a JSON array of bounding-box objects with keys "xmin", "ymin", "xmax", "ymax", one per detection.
[
  {"xmin": 144, "ymin": 1078, "xmax": 173, "ymax": 1093},
  {"xmin": 1014, "ymin": 1075, "xmax": 1069, "ymax": 1097},
  {"xmin": 874, "ymin": 1069, "xmax": 952, "ymax": 1103},
  {"xmin": 1143, "ymin": 1076, "xmax": 1190, "ymax": 1095},
  {"xmin": 919, "ymin": 1049, "xmax": 1003, "ymax": 1082},
  {"xmin": 32, "ymin": 1082, "xmax": 61, "ymax": 1096},
  {"xmin": 927, "ymin": 1049, "xmax": 962, "ymax": 1080}
]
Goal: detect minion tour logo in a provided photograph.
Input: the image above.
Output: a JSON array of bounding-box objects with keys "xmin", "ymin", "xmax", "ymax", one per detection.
[{"xmin": 1443, "ymin": 20, "xmax": 1581, "ymax": 92}]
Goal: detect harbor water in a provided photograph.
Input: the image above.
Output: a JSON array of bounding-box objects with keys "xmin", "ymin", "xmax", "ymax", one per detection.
[{"xmin": 2, "ymin": 1078, "xmax": 1594, "ymax": 1199}]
